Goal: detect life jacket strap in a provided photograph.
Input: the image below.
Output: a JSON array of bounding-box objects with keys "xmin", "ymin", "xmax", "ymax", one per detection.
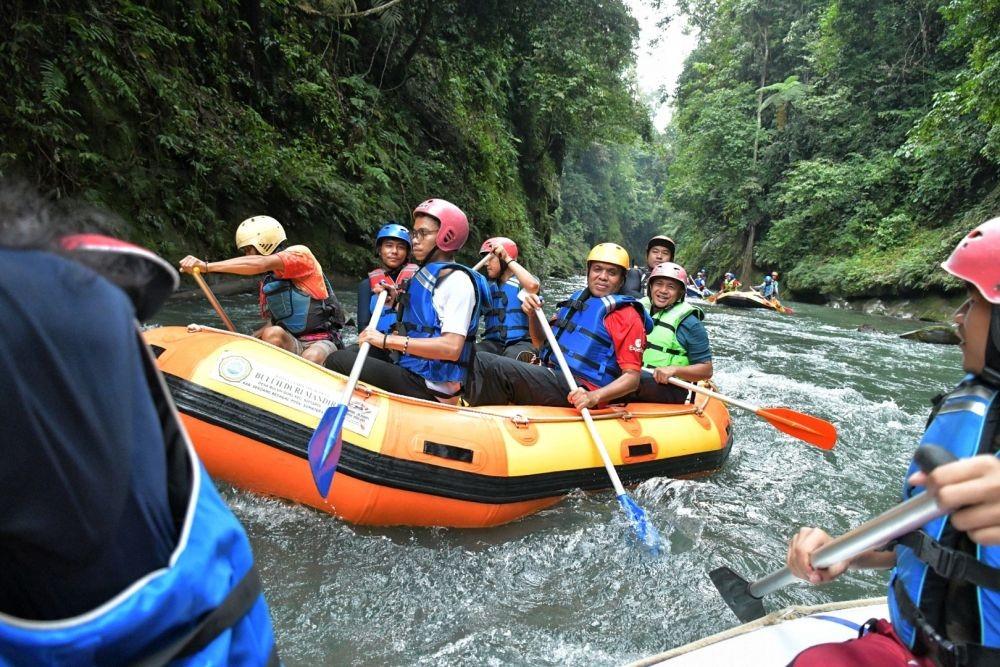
[
  {"xmin": 892, "ymin": 577, "xmax": 1000, "ymax": 666},
  {"xmin": 131, "ymin": 565, "xmax": 278, "ymax": 667},
  {"xmin": 895, "ymin": 531, "xmax": 1000, "ymax": 590}
]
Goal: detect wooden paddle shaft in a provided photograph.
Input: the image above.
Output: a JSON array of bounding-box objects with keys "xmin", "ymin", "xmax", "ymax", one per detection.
[
  {"xmin": 192, "ymin": 267, "xmax": 236, "ymax": 332},
  {"xmin": 339, "ymin": 289, "xmax": 389, "ymax": 405},
  {"xmin": 748, "ymin": 491, "xmax": 942, "ymax": 599},
  {"xmin": 533, "ymin": 309, "xmax": 627, "ymax": 497}
]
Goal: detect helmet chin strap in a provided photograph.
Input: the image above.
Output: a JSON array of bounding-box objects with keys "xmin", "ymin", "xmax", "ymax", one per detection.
[{"xmin": 982, "ymin": 305, "xmax": 1000, "ymax": 386}]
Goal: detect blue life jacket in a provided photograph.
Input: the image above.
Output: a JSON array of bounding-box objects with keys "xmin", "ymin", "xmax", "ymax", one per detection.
[
  {"xmin": 398, "ymin": 262, "xmax": 489, "ymax": 385},
  {"xmin": 888, "ymin": 376, "xmax": 1000, "ymax": 664},
  {"xmin": 539, "ymin": 289, "xmax": 653, "ymax": 387},
  {"xmin": 483, "ymin": 276, "xmax": 531, "ymax": 346},
  {"xmin": 762, "ymin": 282, "xmax": 777, "ymax": 299},
  {"xmin": 368, "ymin": 263, "xmax": 418, "ymax": 334},
  {"xmin": 0, "ymin": 340, "xmax": 277, "ymax": 666},
  {"xmin": 694, "ymin": 277, "xmax": 706, "ymax": 290},
  {"xmin": 261, "ymin": 273, "xmax": 337, "ymax": 336}
]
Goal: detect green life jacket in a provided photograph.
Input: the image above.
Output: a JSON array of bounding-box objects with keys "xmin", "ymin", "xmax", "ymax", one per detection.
[{"xmin": 640, "ymin": 298, "xmax": 704, "ymax": 368}]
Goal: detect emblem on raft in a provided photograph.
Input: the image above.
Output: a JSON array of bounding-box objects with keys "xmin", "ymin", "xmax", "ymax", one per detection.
[{"xmin": 218, "ymin": 355, "xmax": 252, "ymax": 382}]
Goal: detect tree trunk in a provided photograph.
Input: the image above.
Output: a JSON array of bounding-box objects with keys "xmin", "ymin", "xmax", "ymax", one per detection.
[{"xmin": 740, "ymin": 23, "xmax": 769, "ymax": 283}]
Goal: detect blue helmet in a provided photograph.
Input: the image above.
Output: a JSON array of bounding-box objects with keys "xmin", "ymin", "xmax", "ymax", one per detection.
[
  {"xmin": 764, "ymin": 275, "xmax": 772, "ymax": 283},
  {"xmin": 724, "ymin": 272, "xmax": 733, "ymax": 279},
  {"xmin": 375, "ymin": 222, "xmax": 411, "ymax": 249}
]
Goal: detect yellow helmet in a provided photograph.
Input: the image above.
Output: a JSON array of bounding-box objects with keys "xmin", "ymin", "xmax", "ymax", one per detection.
[
  {"xmin": 235, "ymin": 216, "xmax": 286, "ymax": 255},
  {"xmin": 586, "ymin": 243, "xmax": 630, "ymax": 271}
]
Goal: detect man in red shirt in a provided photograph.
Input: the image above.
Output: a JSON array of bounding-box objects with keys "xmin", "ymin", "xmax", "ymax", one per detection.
[
  {"xmin": 179, "ymin": 215, "xmax": 344, "ymax": 364},
  {"xmin": 468, "ymin": 243, "xmax": 652, "ymax": 408}
]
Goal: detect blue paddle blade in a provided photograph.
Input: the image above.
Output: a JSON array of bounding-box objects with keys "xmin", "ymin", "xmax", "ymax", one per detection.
[
  {"xmin": 618, "ymin": 493, "xmax": 661, "ymax": 555},
  {"xmin": 307, "ymin": 405, "xmax": 348, "ymax": 498}
]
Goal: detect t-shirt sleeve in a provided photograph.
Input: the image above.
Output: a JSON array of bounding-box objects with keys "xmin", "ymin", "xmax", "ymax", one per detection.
[
  {"xmin": 271, "ymin": 247, "xmax": 328, "ymax": 299},
  {"xmin": 604, "ymin": 307, "xmax": 646, "ymax": 373},
  {"xmin": 676, "ymin": 316, "xmax": 712, "ymax": 364},
  {"xmin": 433, "ymin": 270, "xmax": 475, "ymax": 336},
  {"xmin": 272, "ymin": 249, "xmax": 315, "ymax": 280}
]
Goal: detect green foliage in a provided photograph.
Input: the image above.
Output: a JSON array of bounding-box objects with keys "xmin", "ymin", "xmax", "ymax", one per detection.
[
  {"xmin": 0, "ymin": 0, "xmax": 644, "ymax": 277},
  {"xmin": 664, "ymin": 0, "xmax": 1000, "ymax": 298}
]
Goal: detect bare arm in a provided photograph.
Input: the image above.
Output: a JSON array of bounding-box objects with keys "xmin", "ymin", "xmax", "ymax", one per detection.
[
  {"xmin": 652, "ymin": 360, "xmax": 714, "ymax": 384},
  {"xmin": 506, "ymin": 261, "xmax": 540, "ymax": 294},
  {"xmin": 179, "ymin": 253, "xmax": 284, "ymax": 276},
  {"xmin": 358, "ymin": 329, "xmax": 467, "ymax": 362},
  {"xmin": 521, "ymin": 292, "xmax": 547, "ymax": 349}
]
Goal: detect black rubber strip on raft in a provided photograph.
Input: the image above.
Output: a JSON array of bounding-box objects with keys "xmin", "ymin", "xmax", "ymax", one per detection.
[{"xmin": 165, "ymin": 374, "xmax": 733, "ymax": 504}]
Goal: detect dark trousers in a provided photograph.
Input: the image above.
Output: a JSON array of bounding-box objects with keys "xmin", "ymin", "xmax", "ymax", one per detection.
[
  {"xmin": 343, "ymin": 342, "xmax": 394, "ymax": 364},
  {"xmin": 324, "ymin": 349, "xmax": 437, "ymax": 401},
  {"xmin": 625, "ymin": 371, "xmax": 690, "ymax": 404},
  {"xmin": 476, "ymin": 339, "xmax": 537, "ymax": 360},
  {"xmin": 467, "ymin": 352, "xmax": 572, "ymax": 407}
]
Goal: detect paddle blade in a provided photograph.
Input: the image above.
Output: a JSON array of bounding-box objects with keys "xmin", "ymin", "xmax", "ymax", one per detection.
[
  {"xmin": 758, "ymin": 407, "xmax": 837, "ymax": 450},
  {"xmin": 618, "ymin": 493, "xmax": 661, "ymax": 555},
  {"xmin": 709, "ymin": 566, "xmax": 767, "ymax": 623},
  {"xmin": 307, "ymin": 405, "xmax": 348, "ymax": 498}
]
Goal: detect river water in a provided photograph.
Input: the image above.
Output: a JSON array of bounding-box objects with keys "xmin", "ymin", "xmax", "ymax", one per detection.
[{"xmin": 154, "ymin": 278, "xmax": 962, "ymax": 665}]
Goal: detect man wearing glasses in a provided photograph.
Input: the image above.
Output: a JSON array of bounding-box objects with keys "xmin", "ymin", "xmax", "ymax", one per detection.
[{"xmin": 325, "ymin": 198, "xmax": 489, "ymax": 404}]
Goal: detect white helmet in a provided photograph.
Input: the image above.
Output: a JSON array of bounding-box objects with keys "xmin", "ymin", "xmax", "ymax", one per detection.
[{"xmin": 235, "ymin": 216, "xmax": 286, "ymax": 255}]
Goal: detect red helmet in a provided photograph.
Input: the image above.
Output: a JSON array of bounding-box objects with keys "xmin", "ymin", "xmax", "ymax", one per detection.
[
  {"xmin": 942, "ymin": 217, "xmax": 1000, "ymax": 304},
  {"xmin": 479, "ymin": 236, "xmax": 518, "ymax": 261},
  {"xmin": 648, "ymin": 262, "xmax": 688, "ymax": 289},
  {"xmin": 412, "ymin": 198, "xmax": 469, "ymax": 253}
]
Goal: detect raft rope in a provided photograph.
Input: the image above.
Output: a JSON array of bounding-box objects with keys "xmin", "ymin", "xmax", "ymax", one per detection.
[
  {"xmin": 182, "ymin": 325, "xmax": 716, "ymax": 425},
  {"xmin": 624, "ymin": 597, "xmax": 887, "ymax": 667}
]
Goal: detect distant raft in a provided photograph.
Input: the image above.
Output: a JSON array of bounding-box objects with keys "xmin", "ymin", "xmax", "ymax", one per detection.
[
  {"xmin": 146, "ymin": 325, "xmax": 733, "ymax": 528},
  {"xmin": 707, "ymin": 290, "xmax": 793, "ymax": 314}
]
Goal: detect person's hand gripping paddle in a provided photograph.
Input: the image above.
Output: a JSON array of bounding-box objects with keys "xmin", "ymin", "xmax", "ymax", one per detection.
[{"xmin": 530, "ymin": 300, "xmax": 661, "ymax": 553}]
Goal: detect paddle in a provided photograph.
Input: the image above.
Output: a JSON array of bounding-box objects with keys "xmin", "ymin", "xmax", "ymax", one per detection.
[
  {"xmin": 711, "ymin": 445, "xmax": 955, "ymax": 623},
  {"xmin": 191, "ymin": 267, "xmax": 236, "ymax": 332},
  {"xmin": 666, "ymin": 377, "xmax": 836, "ymax": 450},
  {"xmin": 307, "ymin": 288, "xmax": 390, "ymax": 497},
  {"xmin": 532, "ymin": 306, "xmax": 662, "ymax": 553}
]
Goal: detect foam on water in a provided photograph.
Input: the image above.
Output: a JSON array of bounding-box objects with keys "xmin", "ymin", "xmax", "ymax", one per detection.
[{"xmin": 155, "ymin": 283, "xmax": 963, "ymax": 665}]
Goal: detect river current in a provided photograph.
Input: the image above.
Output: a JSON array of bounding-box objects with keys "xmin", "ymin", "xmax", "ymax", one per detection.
[{"xmin": 154, "ymin": 277, "xmax": 962, "ymax": 665}]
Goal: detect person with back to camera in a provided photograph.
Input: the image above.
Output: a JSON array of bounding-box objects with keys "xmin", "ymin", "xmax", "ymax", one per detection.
[{"xmin": 0, "ymin": 183, "xmax": 277, "ymax": 665}]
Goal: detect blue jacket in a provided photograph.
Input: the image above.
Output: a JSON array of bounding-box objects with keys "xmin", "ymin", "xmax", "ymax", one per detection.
[
  {"xmin": 483, "ymin": 276, "xmax": 531, "ymax": 346},
  {"xmin": 888, "ymin": 376, "xmax": 1000, "ymax": 663},
  {"xmin": 262, "ymin": 272, "xmax": 339, "ymax": 336},
  {"xmin": 0, "ymin": 345, "xmax": 277, "ymax": 666},
  {"xmin": 539, "ymin": 289, "xmax": 653, "ymax": 387},
  {"xmin": 398, "ymin": 262, "xmax": 489, "ymax": 385}
]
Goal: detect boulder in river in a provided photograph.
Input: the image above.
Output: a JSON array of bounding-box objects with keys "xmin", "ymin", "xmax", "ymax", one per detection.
[{"xmin": 899, "ymin": 325, "xmax": 960, "ymax": 345}]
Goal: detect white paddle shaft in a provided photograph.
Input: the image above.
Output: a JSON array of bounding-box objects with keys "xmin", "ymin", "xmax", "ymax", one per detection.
[
  {"xmin": 667, "ymin": 376, "xmax": 761, "ymax": 413},
  {"xmin": 339, "ymin": 288, "xmax": 389, "ymax": 405},
  {"xmin": 534, "ymin": 308, "xmax": 627, "ymax": 496}
]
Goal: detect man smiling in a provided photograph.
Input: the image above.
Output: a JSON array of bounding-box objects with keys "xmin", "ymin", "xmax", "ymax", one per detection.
[{"xmin": 468, "ymin": 243, "xmax": 652, "ymax": 408}]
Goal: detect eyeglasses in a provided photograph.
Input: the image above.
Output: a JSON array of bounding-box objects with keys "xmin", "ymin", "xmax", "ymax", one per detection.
[{"xmin": 411, "ymin": 228, "xmax": 438, "ymax": 241}]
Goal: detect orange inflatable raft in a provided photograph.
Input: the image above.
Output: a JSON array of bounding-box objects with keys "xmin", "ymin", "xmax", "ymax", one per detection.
[{"xmin": 146, "ymin": 325, "xmax": 733, "ymax": 528}]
